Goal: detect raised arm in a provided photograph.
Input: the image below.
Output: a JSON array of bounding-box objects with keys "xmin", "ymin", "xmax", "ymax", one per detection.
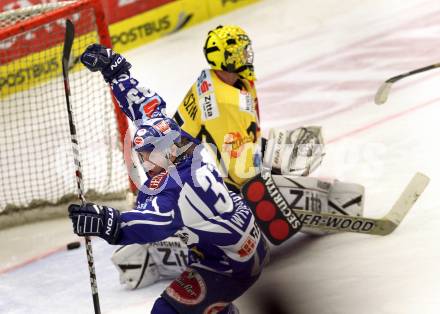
[{"xmin": 80, "ymin": 43, "xmax": 167, "ymax": 125}]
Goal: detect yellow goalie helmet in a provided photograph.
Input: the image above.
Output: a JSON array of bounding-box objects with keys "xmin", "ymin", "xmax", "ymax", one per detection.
[{"xmin": 203, "ymin": 25, "xmax": 255, "ymax": 81}]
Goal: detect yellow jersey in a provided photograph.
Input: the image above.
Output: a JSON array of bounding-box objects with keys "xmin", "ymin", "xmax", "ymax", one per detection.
[{"xmin": 173, "ymin": 69, "xmax": 261, "ymax": 191}]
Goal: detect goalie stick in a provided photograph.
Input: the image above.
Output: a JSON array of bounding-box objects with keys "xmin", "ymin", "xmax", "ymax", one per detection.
[
  {"xmin": 62, "ymin": 19, "xmax": 101, "ymax": 314},
  {"xmin": 374, "ymin": 63, "xmax": 440, "ymax": 105},
  {"xmin": 243, "ymin": 172, "xmax": 429, "ymax": 242},
  {"xmin": 293, "ymin": 171, "xmax": 429, "ymax": 235}
]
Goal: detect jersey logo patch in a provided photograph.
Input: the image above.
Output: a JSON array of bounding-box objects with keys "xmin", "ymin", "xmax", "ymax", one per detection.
[
  {"xmin": 143, "ymin": 97, "xmax": 160, "ymax": 118},
  {"xmin": 238, "ymin": 236, "xmax": 256, "ymax": 258},
  {"xmin": 154, "ymin": 120, "xmax": 171, "ymax": 134},
  {"xmin": 134, "ymin": 136, "xmax": 144, "ymax": 146},
  {"xmin": 239, "ymin": 90, "xmax": 255, "ymax": 114},
  {"xmin": 166, "ymin": 268, "xmax": 206, "ymax": 305},
  {"xmin": 200, "ymin": 93, "xmax": 219, "ymax": 121},
  {"xmin": 183, "ymin": 91, "xmax": 198, "ymax": 120},
  {"xmin": 149, "ymin": 171, "xmax": 168, "ymax": 190},
  {"xmin": 196, "ymin": 70, "xmax": 214, "ymax": 96},
  {"xmin": 196, "ymin": 70, "xmax": 219, "ymax": 121},
  {"xmin": 222, "ymin": 132, "xmax": 255, "ymax": 158}
]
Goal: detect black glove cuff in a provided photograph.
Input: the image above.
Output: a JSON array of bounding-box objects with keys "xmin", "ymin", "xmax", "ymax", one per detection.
[{"xmin": 102, "ymin": 206, "xmax": 121, "ymax": 244}]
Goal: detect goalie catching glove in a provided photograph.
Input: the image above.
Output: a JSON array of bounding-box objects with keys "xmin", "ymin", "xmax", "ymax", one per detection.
[
  {"xmin": 263, "ymin": 126, "xmax": 325, "ymax": 176},
  {"xmin": 80, "ymin": 43, "xmax": 131, "ymax": 82},
  {"xmin": 68, "ymin": 203, "xmax": 121, "ymax": 244}
]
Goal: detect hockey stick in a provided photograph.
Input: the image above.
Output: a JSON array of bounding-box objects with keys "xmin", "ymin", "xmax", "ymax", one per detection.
[
  {"xmin": 62, "ymin": 19, "xmax": 101, "ymax": 314},
  {"xmin": 374, "ymin": 63, "xmax": 440, "ymax": 105}
]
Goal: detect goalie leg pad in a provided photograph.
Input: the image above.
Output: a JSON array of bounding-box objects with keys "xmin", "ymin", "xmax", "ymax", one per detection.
[
  {"xmin": 274, "ymin": 175, "xmax": 364, "ymax": 235},
  {"xmin": 242, "ymin": 173, "xmax": 365, "ymax": 240},
  {"xmin": 111, "ymin": 244, "xmax": 159, "ymax": 289},
  {"xmin": 111, "ymin": 236, "xmax": 189, "ymax": 289},
  {"xmin": 148, "ymin": 236, "xmax": 189, "ymax": 279},
  {"xmin": 267, "ymin": 175, "xmax": 365, "ymax": 216}
]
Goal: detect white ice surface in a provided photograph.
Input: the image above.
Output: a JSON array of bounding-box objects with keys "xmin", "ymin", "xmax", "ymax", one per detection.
[{"xmin": 1, "ymin": 0, "xmax": 440, "ymax": 313}]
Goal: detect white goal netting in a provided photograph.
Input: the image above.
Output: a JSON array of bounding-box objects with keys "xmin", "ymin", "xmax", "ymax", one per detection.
[{"xmin": 0, "ymin": 1, "xmax": 129, "ymax": 223}]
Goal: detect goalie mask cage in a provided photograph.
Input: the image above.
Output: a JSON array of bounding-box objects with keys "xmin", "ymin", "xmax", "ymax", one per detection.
[{"xmin": 0, "ymin": 0, "xmax": 131, "ymax": 226}]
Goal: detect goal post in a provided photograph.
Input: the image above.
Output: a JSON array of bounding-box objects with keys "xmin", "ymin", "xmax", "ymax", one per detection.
[{"xmin": 0, "ymin": 0, "xmax": 133, "ymax": 227}]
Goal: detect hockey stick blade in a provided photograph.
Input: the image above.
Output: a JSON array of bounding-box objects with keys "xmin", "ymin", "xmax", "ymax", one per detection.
[
  {"xmin": 374, "ymin": 63, "xmax": 440, "ymax": 105},
  {"xmin": 382, "ymin": 172, "xmax": 429, "ymax": 225},
  {"xmin": 374, "ymin": 82, "xmax": 392, "ymax": 105},
  {"xmin": 293, "ymin": 172, "xmax": 429, "ymax": 235},
  {"xmin": 62, "ymin": 20, "xmax": 74, "ymax": 82}
]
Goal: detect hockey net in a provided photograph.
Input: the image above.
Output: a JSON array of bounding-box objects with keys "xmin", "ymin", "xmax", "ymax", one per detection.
[{"xmin": 0, "ymin": 0, "xmax": 131, "ymax": 228}]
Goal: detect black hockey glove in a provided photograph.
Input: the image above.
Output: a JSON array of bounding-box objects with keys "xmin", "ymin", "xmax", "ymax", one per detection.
[
  {"xmin": 80, "ymin": 43, "xmax": 131, "ymax": 82},
  {"xmin": 68, "ymin": 203, "xmax": 121, "ymax": 244}
]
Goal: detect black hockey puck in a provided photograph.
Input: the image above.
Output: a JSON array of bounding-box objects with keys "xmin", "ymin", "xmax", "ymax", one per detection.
[{"xmin": 67, "ymin": 241, "xmax": 81, "ymax": 250}]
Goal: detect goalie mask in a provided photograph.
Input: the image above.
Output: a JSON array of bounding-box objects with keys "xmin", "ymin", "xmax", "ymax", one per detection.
[
  {"xmin": 203, "ymin": 25, "xmax": 256, "ymax": 81},
  {"xmin": 133, "ymin": 117, "xmax": 181, "ymax": 175}
]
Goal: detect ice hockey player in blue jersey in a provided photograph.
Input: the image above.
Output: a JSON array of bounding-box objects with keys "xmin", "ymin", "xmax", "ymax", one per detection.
[{"xmin": 69, "ymin": 44, "xmax": 269, "ymax": 313}]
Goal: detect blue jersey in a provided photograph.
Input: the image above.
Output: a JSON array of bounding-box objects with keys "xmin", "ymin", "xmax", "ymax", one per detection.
[
  {"xmin": 110, "ymin": 74, "xmax": 267, "ymax": 277},
  {"xmin": 118, "ymin": 151, "xmax": 265, "ymax": 277}
]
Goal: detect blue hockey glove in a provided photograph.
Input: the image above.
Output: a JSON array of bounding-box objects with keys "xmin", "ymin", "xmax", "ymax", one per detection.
[
  {"xmin": 80, "ymin": 43, "xmax": 131, "ymax": 82},
  {"xmin": 68, "ymin": 203, "xmax": 121, "ymax": 244}
]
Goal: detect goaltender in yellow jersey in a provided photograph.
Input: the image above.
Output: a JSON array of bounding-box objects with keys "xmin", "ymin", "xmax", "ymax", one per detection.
[
  {"xmin": 174, "ymin": 69, "xmax": 261, "ymax": 191},
  {"xmin": 173, "ymin": 25, "xmax": 261, "ymax": 192}
]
